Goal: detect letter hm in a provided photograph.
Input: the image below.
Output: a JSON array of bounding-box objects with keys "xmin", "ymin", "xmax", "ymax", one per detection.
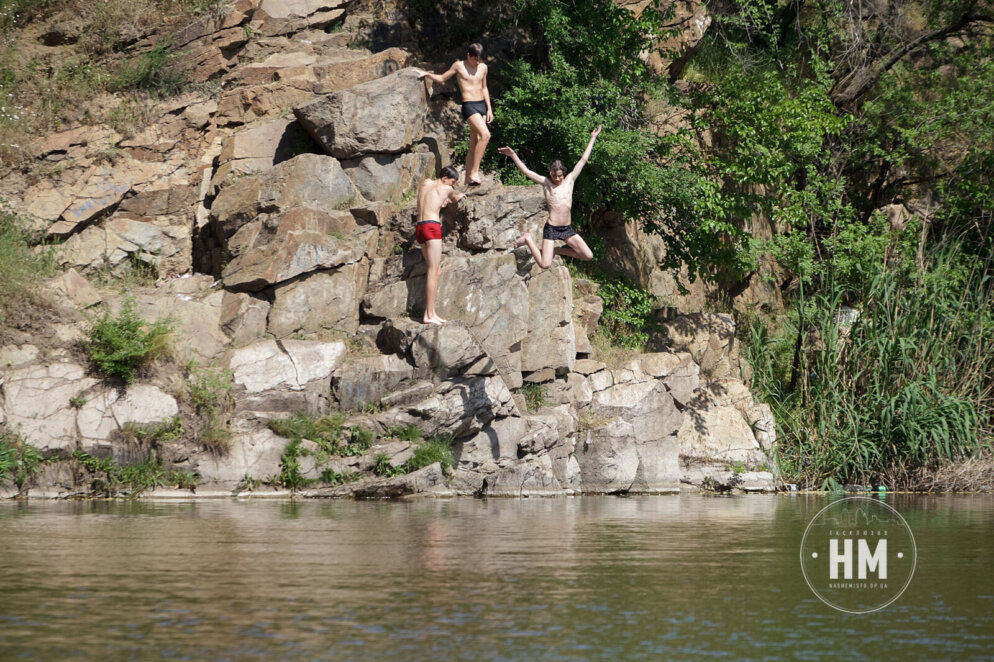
[
  {"xmin": 830, "ymin": 538, "xmax": 853, "ymax": 579},
  {"xmin": 858, "ymin": 538, "xmax": 887, "ymax": 579}
]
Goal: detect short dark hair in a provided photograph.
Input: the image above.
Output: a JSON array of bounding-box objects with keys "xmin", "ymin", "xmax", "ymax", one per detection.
[
  {"xmin": 548, "ymin": 160, "xmax": 566, "ymax": 175},
  {"xmin": 439, "ymin": 165, "xmax": 459, "ymax": 181},
  {"xmin": 467, "ymin": 43, "xmax": 484, "ymax": 58}
]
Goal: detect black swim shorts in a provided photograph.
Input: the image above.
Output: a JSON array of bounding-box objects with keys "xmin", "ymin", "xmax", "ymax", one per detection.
[
  {"xmin": 461, "ymin": 100, "xmax": 487, "ymax": 120},
  {"xmin": 543, "ymin": 223, "xmax": 577, "ymax": 241}
]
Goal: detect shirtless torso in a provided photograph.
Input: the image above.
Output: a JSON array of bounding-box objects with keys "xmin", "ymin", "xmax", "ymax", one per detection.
[
  {"xmin": 452, "ymin": 59, "xmax": 488, "ymax": 102},
  {"xmin": 417, "ymin": 178, "xmax": 461, "ymax": 222},
  {"xmin": 541, "ymin": 174, "xmax": 576, "ymax": 226}
]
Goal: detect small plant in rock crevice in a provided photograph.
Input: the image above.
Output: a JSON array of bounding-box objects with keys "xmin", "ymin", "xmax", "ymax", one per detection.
[
  {"xmin": 83, "ymin": 297, "xmax": 173, "ymax": 385},
  {"xmin": 0, "ymin": 430, "xmax": 45, "ymax": 494}
]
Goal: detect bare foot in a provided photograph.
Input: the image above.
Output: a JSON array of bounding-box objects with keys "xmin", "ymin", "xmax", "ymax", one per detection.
[
  {"xmin": 514, "ymin": 234, "xmax": 530, "ymax": 248},
  {"xmin": 466, "ymin": 174, "xmax": 483, "ymax": 186},
  {"xmin": 423, "ymin": 314, "xmax": 447, "ymax": 326}
]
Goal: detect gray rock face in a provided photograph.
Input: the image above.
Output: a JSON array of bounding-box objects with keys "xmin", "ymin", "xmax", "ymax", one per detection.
[
  {"xmin": 485, "ymin": 456, "xmax": 564, "ymax": 497},
  {"xmin": 363, "ymin": 254, "xmax": 529, "ymax": 384},
  {"xmin": 225, "ymin": 339, "xmax": 346, "ymax": 393},
  {"xmin": 268, "ymin": 260, "xmax": 370, "ymax": 337},
  {"xmin": 2, "ymin": 361, "xmax": 97, "ymax": 451},
  {"xmin": 332, "ymin": 353, "xmax": 415, "ymax": 411},
  {"xmin": 78, "ymin": 385, "xmax": 180, "ymax": 453},
  {"xmin": 657, "ymin": 312, "xmax": 750, "ymax": 381},
  {"xmin": 376, "ymin": 376, "xmax": 518, "ymax": 439},
  {"xmin": 456, "ymin": 416, "xmax": 528, "ymax": 472},
  {"xmin": 211, "ymin": 118, "xmax": 318, "ymax": 191},
  {"xmin": 220, "ymin": 292, "xmax": 271, "ymax": 346},
  {"xmin": 575, "ymin": 420, "xmax": 641, "ymax": 493},
  {"xmin": 198, "ymin": 426, "xmax": 285, "ymax": 484},
  {"xmin": 342, "ymin": 151, "xmax": 435, "ymax": 202},
  {"xmin": 294, "ymin": 69, "xmax": 428, "ymax": 159},
  {"xmin": 521, "ymin": 265, "xmax": 576, "ymax": 373},
  {"xmin": 210, "ymin": 153, "xmax": 357, "ymax": 239},
  {"xmin": 222, "ymin": 207, "xmax": 374, "ymax": 292},
  {"xmin": 451, "ymin": 185, "xmax": 546, "ymax": 251}
]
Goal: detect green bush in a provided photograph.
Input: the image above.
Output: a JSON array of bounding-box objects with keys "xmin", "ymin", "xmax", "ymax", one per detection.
[
  {"xmin": 84, "ymin": 298, "xmax": 173, "ymax": 384},
  {"xmin": 0, "ymin": 430, "xmax": 44, "ymax": 493},
  {"xmin": 518, "ymin": 382, "xmax": 548, "ymax": 412},
  {"xmin": 405, "ymin": 434, "xmax": 456, "ymax": 472},
  {"xmin": 596, "ymin": 280, "xmax": 656, "ymax": 349}
]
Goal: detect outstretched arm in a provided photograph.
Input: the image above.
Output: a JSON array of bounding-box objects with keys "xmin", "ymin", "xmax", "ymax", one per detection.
[
  {"xmin": 570, "ymin": 125, "xmax": 602, "ymax": 179},
  {"xmin": 497, "ymin": 146, "xmax": 545, "ymax": 184},
  {"xmin": 413, "ymin": 62, "xmax": 458, "ymax": 85}
]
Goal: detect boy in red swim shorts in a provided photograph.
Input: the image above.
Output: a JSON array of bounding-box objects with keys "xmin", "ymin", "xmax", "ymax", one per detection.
[{"xmin": 415, "ymin": 166, "xmax": 464, "ymax": 325}]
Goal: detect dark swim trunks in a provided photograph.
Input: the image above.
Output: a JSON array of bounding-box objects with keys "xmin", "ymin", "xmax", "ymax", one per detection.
[
  {"xmin": 543, "ymin": 223, "xmax": 578, "ymax": 241},
  {"xmin": 416, "ymin": 220, "xmax": 442, "ymax": 244},
  {"xmin": 461, "ymin": 100, "xmax": 487, "ymax": 120}
]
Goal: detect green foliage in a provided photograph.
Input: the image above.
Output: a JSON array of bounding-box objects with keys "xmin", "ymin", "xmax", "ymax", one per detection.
[
  {"xmin": 186, "ymin": 361, "xmax": 233, "ymax": 454},
  {"xmin": 746, "ymin": 240, "xmax": 994, "ymax": 488},
  {"xmin": 596, "ymin": 280, "xmax": 656, "ymax": 349},
  {"xmin": 0, "ymin": 209, "xmax": 57, "ymax": 322},
  {"xmin": 518, "ymin": 382, "xmax": 548, "ymax": 412},
  {"xmin": 110, "ymin": 40, "xmax": 185, "ymax": 98},
  {"xmin": 166, "ymin": 470, "xmax": 196, "ymax": 490},
  {"xmin": 121, "ymin": 416, "xmax": 184, "ymax": 445},
  {"xmin": 276, "ymin": 439, "xmax": 310, "ymax": 492},
  {"xmin": 0, "ymin": 0, "xmax": 53, "ymax": 33},
  {"xmin": 386, "ymin": 423, "xmax": 423, "ymax": 443},
  {"xmin": 372, "ymin": 453, "xmax": 402, "ymax": 478},
  {"xmin": 406, "ymin": 433, "xmax": 455, "ymax": 472},
  {"xmin": 0, "ymin": 430, "xmax": 44, "ymax": 492},
  {"xmin": 71, "ymin": 449, "xmax": 167, "ymax": 497},
  {"xmin": 84, "ymin": 298, "xmax": 173, "ymax": 384}
]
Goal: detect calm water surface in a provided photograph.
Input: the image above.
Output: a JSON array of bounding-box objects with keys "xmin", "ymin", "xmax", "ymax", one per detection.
[{"xmin": 1, "ymin": 495, "xmax": 992, "ymax": 661}]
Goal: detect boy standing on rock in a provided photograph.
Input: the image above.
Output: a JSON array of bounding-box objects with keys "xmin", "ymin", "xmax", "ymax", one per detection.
[
  {"xmin": 415, "ymin": 166, "xmax": 465, "ymax": 326},
  {"xmin": 498, "ymin": 125, "xmax": 601, "ymax": 268},
  {"xmin": 414, "ymin": 43, "xmax": 493, "ymax": 187}
]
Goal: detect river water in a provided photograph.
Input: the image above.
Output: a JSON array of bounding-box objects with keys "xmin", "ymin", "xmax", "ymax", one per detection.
[{"xmin": 1, "ymin": 495, "xmax": 991, "ymax": 661}]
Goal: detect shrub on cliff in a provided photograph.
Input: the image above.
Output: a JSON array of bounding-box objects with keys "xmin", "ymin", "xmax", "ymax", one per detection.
[
  {"xmin": 84, "ymin": 298, "xmax": 173, "ymax": 385},
  {"xmin": 0, "ymin": 209, "xmax": 57, "ymax": 325}
]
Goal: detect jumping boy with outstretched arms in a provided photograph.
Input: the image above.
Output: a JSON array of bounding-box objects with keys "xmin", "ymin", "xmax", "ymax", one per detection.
[
  {"xmin": 498, "ymin": 125, "xmax": 602, "ymax": 268},
  {"xmin": 413, "ymin": 43, "xmax": 492, "ymax": 187},
  {"xmin": 415, "ymin": 166, "xmax": 465, "ymax": 325}
]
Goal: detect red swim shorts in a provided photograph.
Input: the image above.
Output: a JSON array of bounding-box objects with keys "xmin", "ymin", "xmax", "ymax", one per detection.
[{"xmin": 415, "ymin": 220, "xmax": 442, "ymax": 244}]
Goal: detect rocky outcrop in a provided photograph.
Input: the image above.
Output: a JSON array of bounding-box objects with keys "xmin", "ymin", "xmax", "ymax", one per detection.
[{"xmin": 1, "ymin": 0, "xmax": 777, "ymax": 499}]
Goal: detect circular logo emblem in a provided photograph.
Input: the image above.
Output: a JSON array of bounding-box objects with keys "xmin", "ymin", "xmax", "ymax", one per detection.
[{"xmin": 800, "ymin": 497, "xmax": 916, "ymax": 613}]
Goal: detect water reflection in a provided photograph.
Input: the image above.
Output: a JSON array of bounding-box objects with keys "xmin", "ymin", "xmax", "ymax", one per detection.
[{"xmin": 0, "ymin": 495, "xmax": 991, "ymax": 660}]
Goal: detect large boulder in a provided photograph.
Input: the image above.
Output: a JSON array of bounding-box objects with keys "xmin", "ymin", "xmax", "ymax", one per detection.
[
  {"xmin": 267, "ymin": 260, "xmax": 370, "ymax": 337},
  {"xmin": 332, "ymin": 353, "xmax": 415, "ymax": 410},
  {"xmin": 221, "ymin": 207, "xmax": 375, "ymax": 292},
  {"xmin": 77, "ymin": 385, "xmax": 180, "ymax": 455},
  {"xmin": 197, "ymin": 426, "xmax": 286, "ymax": 484},
  {"xmin": 449, "ymin": 185, "xmax": 547, "ymax": 251},
  {"xmin": 294, "ymin": 68, "xmax": 428, "ymax": 159},
  {"xmin": 1, "ymin": 361, "xmax": 97, "ymax": 452},
  {"xmin": 255, "ymin": 0, "xmax": 347, "ymax": 36},
  {"xmin": 375, "ymin": 376, "xmax": 519, "ymax": 439},
  {"xmin": 341, "ymin": 150, "xmax": 435, "ymax": 202},
  {"xmin": 210, "ymin": 118, "xmax": 319, "ymax": 191},
  {"xmin": 363, "ymin": 254, "xmax": 529, "ymax": 386},
  {"xmin": 656, "ymin": 312, "xmax": 750, "ymax": 381},
  {"xmin": 521, "ymin": 264, "xmax": 576, "ymax": 373},
  {"xmin": 224, "ymin": 339, "xmax": 346, "ymax": 393},
  {"xmin": 209, "ymin": 153, "xmax": 357, "ymax": 239}
]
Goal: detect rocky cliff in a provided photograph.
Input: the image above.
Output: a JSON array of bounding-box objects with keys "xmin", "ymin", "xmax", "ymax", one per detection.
[{"xmin": 0, "ymin": 0, "xmax": 776, "ymax": 498}]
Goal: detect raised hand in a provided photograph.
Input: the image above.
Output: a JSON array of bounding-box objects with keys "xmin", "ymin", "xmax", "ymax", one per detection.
[
  {"xmin": 497, "ymin": 146, "xmax": 516, "ymax": 157},
  {"xmin": 591, "ymin": 125, "xmax": 602, "ymax": 139}
]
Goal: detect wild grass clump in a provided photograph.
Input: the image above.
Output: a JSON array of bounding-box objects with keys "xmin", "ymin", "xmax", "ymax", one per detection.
[
  {"xmin": 71, "ymin": 449, "xmax": 167, "ymax": 497},
  {"xmin": 746, "ymin": 244, "xmax": 994, "ymax": 489},
  {"xmin": 267, "ymin": 412, "xmax": 376, "ymax": 490},
  {"xmin": 187, "ymin": 361, "xmax": 233, "ymax": 454},
  {"xmin": 0, "ymin": 209, "xmax": 57, "ymax": 323},
  {"xmin": 110, "ymin": 40, "xmax": 185, "ymax": 98},
  {"xmin": 120, "ymin": 416, "xmax": 184, "ymax": 445},
  {"xmin": 373, "ymin": 433, "xmax": 456, "ymax": 476},
  {"xmin": 517, "ymin": 382, "xmax": 548, "ymax": 412},
  {"xmin": 84, "ymin": 298, "xmax": 173, "ymax": 384},
  {"xmin": 0, "ymin": 429, "xmax": 44, "ymax": 493}
]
